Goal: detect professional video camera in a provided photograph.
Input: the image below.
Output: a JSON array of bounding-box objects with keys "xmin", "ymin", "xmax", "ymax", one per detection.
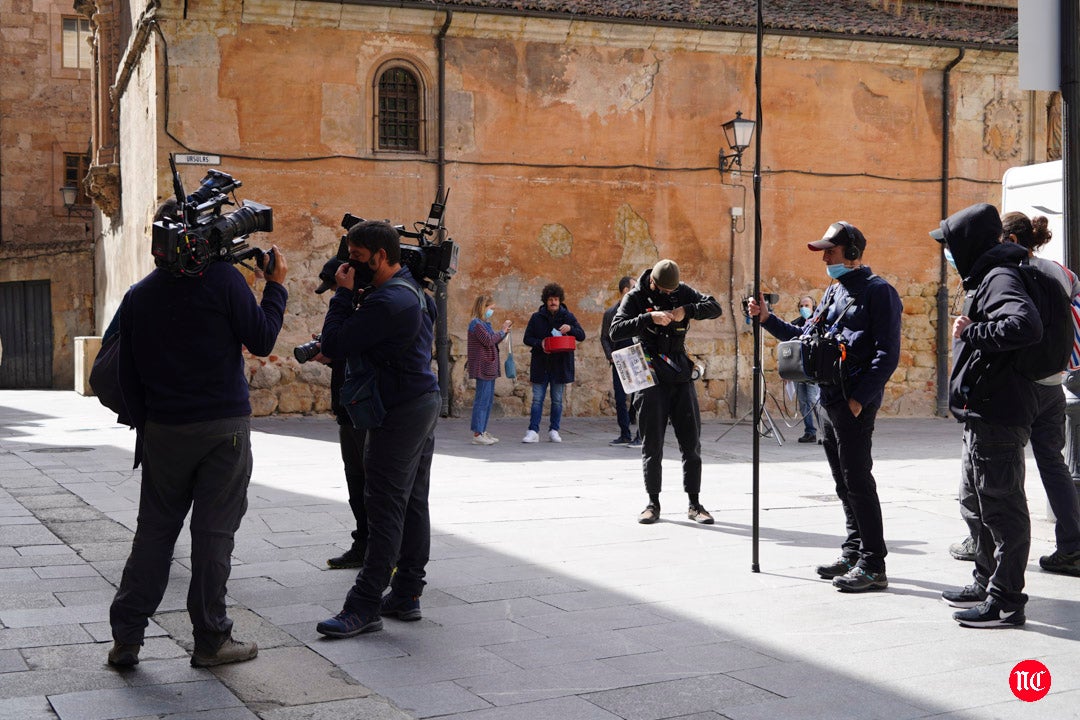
[
  {"xmin": 340, "ymin": 189, "xmax": 459, "ymax": 289},
  {"xmin": 151, "ymin": 155, "xmax": 275, "ymax": 277}
]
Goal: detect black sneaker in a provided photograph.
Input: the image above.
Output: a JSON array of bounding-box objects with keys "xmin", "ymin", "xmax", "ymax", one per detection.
[
  {"xmin": 941, "ymin": 583, "xmax": 987, "ymax": 608},
  {"xmin": 832, "ymin": 567, "xmax": 888, "ymax": 593},
  {"xmin": 380, "ymin": 592, "xmax": 422, "ymax": 621},
  {"xmin": 327, "ymin": 547, "xmax": 365, "ymax": 569},
  {"xmin": 638, "ymin": 504, "xmax": 660, "ymax": 524},
  {"xmin": 1039, "ymin": 548, "xmax": 1080, "ymax": 576},
  {"xmin": 628, "ymin": 436, "xmax": 642, "ymax": 448},
  {"xmin": 953, "ymin": 599, "xmax": 1025, "ymax": 628},
  {"xmin": 949, "ymin": 536, "xmax": 975, "ymax": 562},
  {"xmin": 815, "ymin": 556, "xmax": 855, "ymax": 580},
  {"xmin": 609, "ymin": 435, "xmax": 632, "ymax": 446},
  {"xmin": 687, "ymin": 504, "xmax": 714, "ymax": 524},
  {"xmin": 797, "ymin": 432, "xmax": 817, "ymax": 443}
]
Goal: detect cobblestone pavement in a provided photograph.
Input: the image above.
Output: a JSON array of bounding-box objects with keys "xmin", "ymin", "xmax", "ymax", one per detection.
[{"xmin": 0, "ymin": 390, "xmax": 1078, "ymax": 719}]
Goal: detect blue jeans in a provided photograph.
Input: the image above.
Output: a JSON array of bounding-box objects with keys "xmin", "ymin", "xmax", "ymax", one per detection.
[
  {"xmin": 796, "ymin": 381, "xmax": 819, "ymax": 435},
  {"xmin": 529, "ymin": 380, "xmax": 564, "ymax": 432},
  {"xmin": 471, "ymin": 378, "xmax": 495, "ymax": 434}
]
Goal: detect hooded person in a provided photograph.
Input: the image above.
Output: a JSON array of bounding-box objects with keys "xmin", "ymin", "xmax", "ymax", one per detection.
[
  {"xmin": 933, "ymin": 202, "xmax": 1042, "ymax": 628},
  {"xmin": 610, "ymin": 259, "xmax": 723, "ymax": 525},
  {"xmin": 746, "ymin": 221, "xmax": 902, "ymax": 593}
]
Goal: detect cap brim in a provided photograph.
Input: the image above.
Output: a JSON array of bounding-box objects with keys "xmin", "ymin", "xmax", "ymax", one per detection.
[
  {"xmin": 807, "ymin": 238, "xmax": 837, "ymax": 251},
  {"xmin": 929, "ymin": 226, "xmax": 946, "ymax": 242},
  {"xmin": 314, "ymin": 278, "xmax": 334, "ymax": 294}
]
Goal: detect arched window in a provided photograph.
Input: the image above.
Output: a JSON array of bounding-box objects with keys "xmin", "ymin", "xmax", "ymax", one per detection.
[{"xmin": 376, "ymin": 66, "xmax": 423, "ymax": 152}]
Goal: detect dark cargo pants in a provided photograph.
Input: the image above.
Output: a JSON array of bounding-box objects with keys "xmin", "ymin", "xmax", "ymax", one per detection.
[{"xmin": 110, "ymin": 417, "xmax": 252, "ymax": 653}]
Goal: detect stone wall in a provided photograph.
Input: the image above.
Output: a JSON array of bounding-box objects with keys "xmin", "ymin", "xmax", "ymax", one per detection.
[{"xmin": 94, "ymin": 1, "xmax": 1041, "ymax": 417}]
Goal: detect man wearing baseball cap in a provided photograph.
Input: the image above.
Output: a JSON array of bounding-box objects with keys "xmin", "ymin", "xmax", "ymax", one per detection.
[
  {"xmin": 610, "ymin": 258, "xmax": 723, "ymax": 525},
  {"xmin": 748, "ymin": 221, "xmax": 902, "ymax": 593}
]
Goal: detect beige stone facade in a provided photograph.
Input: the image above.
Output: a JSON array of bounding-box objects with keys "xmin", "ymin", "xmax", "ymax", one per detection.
[
  {"xmin": 0, "ymin": 0, "xmax": 97, "ymax": 387},
  {"xmin": 80, "ymin": 1, "xmax": 1044, "ymax": 418}
]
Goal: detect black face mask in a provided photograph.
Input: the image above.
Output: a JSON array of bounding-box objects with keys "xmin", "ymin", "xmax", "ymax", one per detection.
[{"xmin": 348, "ymin": 259, "xmax": 375, "ymax": 286}]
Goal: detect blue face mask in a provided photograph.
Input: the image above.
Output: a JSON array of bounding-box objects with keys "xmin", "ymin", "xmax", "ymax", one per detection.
[
  {"xmin": 484, "ymin": 308, "xmax": 494, "ymax": 320},
  {"xmin": 943, "ymin": 247, "xmax": 957, "ymax": 272},
  {"xmin": 799, "ymin": 306, "xmax": 813, "ymax": 320},
  {"xmin": 826, "ymin": 264, "xmax": 853, "ymax": 279}
]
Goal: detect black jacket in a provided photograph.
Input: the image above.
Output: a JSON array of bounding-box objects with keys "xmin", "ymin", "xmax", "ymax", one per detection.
[
  {"xmin": 609, "ymin": 269, "xmax": 722, "ymax": 383},
  {"xmin": 522, "ymin": 303, "xmax": 586, "ymax": 384},
  {"xmin": 940, "ymin": 203, "xmax": 1042, "ymax": 425}
]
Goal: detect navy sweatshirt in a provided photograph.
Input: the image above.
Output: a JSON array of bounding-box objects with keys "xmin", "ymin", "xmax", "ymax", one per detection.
[
  {"xmin": 118, "ymin": 262, "xmax": 288, "ymax": 427},
  {"xmin": 320, "ymin": 266, "xmax": 439, "ymax": 410},
  {"xmin": 762, "ymin": 266, "xmax": 902, "ymax": 409}
]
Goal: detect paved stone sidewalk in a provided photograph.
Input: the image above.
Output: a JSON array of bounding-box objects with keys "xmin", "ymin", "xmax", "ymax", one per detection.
[{"xmin": 1, "ymin": 390, "xmax": 1078, "ymax": 719}]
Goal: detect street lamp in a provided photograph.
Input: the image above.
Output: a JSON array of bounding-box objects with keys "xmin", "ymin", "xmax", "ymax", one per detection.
[
  {"xmin": 718, "ymin": 111, "xmax": 756, "ymax": 175},
  {"xmin": 59, "ymin": 185, "xmax": 93, "ymax": 219}
]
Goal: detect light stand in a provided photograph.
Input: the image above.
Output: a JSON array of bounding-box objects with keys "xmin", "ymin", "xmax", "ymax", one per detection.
[{"xmin": 750, "ymin": 0, "xmax": 764, "ymax": 573}]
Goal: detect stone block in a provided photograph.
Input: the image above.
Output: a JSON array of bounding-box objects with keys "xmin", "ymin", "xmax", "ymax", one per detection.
[
  {"xmin": 48, "ymin": 679, "xmax": 242, "ymax": 720},
  {"xmin": 74, "ymin": 336, "xmax": 102, "ymax": 396},
  {"xmin": 210, "ymin": 646, "xmax": 370, "ymax": 707}
]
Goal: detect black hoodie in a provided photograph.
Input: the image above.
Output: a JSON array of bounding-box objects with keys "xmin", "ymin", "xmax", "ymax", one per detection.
[{"xmin": 937, "ymin": 203, "xmax": 1042, "ymax": 425}]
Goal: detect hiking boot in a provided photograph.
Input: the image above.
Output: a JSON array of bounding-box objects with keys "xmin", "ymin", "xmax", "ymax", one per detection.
[
  {"xmin": 953, "ymin": 599, "xmax": 1025, "ymax": 628},
  {"xmin": 549, "ymin": 429, "xmax": 562, "ymax": 443},
  {"xmin": 522, "ymin": 430, "xmax": 539, "ymax": 443},
  {"xmin": 1039, "ymin": 548, "xmax": 1080, "ymax": 576},
  {"xmin": 688, "ymin": 504, "xmax": 714, "ymax": 524},
  {"xmin": 941, "ymin": 583, "xmax": 987, "ymax": 608},
  {"xmin": 380, "ymin": 592, "xmax": 422, "ymax": 621},
  {"xmin": 638, "ymin": 504, "xmax": 660, "ymax": 524},
  {"xmin": 797, "ymin": 432, "xmax": 817, "ymax": 443},
  {"xmin": 191, "ymin": 637, "xmax": 258, "ymax": 667},
  {"xmin": 316, "ymin": 611, "xmax": 383, "ymax": 638},
  {"xmin": 609, "ymin": 435, "xmax": 632, "ymax": 446},
  {"xmin": 327, "ymin": 547, "xmax": 365, "ymax": 569},
  {"xmin": 107, "ymin": 642, "xmax": 140, "ymax": 668},
  {"xmin": 949, "ymin": 535, "xmax": 976, "ymax": 562},
  {"xmin": 832, "ymin": 567, "xmax": 888, "ymax": 593},
  {"xmin": 815, "ymin": 556, "xmax": 856, "ymax": 580}
]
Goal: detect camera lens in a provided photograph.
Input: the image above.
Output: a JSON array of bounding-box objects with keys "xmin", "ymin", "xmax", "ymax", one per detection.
[{"xmin": 293, "ymin": 340, "xmax": 321, "ymax": 364}]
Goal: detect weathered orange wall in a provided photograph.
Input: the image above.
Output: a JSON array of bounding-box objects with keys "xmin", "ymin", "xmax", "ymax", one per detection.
[{"xmin": 108, "ymin": 3, "xmax": 1036, "ymax": 418}]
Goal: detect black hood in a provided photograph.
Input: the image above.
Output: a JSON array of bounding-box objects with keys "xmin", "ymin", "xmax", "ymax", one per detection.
[{"xmin": 932, "ymin": 203, "xmax": 1005, "ymax": 287}]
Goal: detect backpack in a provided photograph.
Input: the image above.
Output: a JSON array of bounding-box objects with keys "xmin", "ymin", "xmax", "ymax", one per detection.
[{"xmin": 1008, "ymin": 260, "xmax": 1073, "ymax": 381}]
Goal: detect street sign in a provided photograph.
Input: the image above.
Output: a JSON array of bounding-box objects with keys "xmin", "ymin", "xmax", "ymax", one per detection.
[{"xmin": 173, "ymin": 153, "xmax": 221, "ymax": 165}]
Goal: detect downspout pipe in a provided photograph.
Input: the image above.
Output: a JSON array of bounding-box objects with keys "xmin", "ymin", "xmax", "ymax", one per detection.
[
  {"xmin": 936, "ymin": 48, "xmax": 965, "ymax": 418},
  {"xmin": 435, "ymin": 8, "xmax": 453, "ymax": 417}
]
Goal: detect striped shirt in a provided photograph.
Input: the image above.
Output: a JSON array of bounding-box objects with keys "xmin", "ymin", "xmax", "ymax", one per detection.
[{"xmin": 467, "ymin": 318, "xmax": 506, "ymax": 380}]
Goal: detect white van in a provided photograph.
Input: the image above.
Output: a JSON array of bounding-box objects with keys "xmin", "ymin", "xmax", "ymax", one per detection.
[{"xmin": 1001, "ymin": 159, "xmax": 1065, "ymax": 264}]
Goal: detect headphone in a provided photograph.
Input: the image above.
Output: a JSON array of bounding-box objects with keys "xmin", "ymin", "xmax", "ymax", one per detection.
[{"xmin": 832, "ymin": 221, "xmax": 862, "ymax": 261}]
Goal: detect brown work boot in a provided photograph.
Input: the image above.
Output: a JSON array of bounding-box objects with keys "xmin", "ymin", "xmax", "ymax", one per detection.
[
  {"xmin": 190, "ymin": 636, "xmax": 258, "ymax": 668},
  {"xmin": 107, "ymin": 642, "xmax": 140, "ymax": 668}
]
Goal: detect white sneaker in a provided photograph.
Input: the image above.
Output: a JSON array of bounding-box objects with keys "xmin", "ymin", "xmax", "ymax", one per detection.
[
  {"xmin": 522, "ymin": 430, "xmax": 540, "ymax": 443},
  {"xmin": 482, "ymin": 432, "xmax": 500, "ymax": 444},
  {"xmin": 472, "ymin": 433, "xmax": 495, "ymax": 445},
  {"xmin": 548, "ymin": 430, "xmax": 562, "ymax": 443}
]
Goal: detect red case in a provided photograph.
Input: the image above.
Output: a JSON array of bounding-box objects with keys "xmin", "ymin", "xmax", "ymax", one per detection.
[{"xmin": 542, "ymin": 336, "xmax": 577, "ymax": 353}]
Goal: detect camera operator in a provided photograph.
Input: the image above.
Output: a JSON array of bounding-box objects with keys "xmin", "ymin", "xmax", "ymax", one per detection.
[
  {"xmin": 610, "ymin": 259, "xmax": 722, "ymax": 525},
  {"xmin": 747, "ymin": 222, "xmax": 901, "ymax": 593},
  {"xmin": 315, "ymin": 220, "xmax": 440, "ymax": 638},
  {"xmin": 107, "ymin": 200, "xmax": 288, "ymax": 668},
  {"xmin": 306, "ymin": 257, "xmax": 375, "ymax": 570}
]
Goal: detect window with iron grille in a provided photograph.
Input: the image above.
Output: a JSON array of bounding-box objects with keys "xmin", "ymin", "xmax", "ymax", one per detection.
[
  {"xmin": 377, "ymin": 67, "xmax": 422, "ymax": 152},
  {"xmin": 64, "ymin": 152, "xmax": 91, "ymax": 206},
  {"xmin": 62, "ymin": 17, "xmax": 92, "ymax": 70}
]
